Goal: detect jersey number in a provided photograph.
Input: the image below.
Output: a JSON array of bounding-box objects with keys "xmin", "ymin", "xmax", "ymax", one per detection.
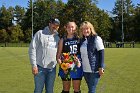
[{"xmin": 70, "ymin": 45, "xmax": 77, "ymax": 54}]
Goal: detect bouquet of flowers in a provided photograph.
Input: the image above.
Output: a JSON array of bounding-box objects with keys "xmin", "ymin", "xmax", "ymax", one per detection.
[{"xmin": 60, "ymin": 53, "xmax": 81, "ymax": 79}]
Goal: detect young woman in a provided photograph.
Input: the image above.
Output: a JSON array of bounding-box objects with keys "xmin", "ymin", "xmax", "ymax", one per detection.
[
  {"xmin": 80, "ymin": 21, "xmax": 105, "ymax": 93},
  {"xmin": 56, "ymin": 22, "xmax": 83, "ymax": 93}
]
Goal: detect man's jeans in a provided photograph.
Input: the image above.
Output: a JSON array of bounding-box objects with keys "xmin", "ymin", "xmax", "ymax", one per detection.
[
  {"xmin": 34, "ymin": 65, "xmax": 56, "ymax": 93},
  {"xmin": 84, "ymin": 72, "xmax": 100, "ymax": 93}
]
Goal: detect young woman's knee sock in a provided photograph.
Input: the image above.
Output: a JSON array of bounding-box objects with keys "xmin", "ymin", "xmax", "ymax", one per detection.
[
  {"xmin": 61, "ymin": 90, "xmax": 69, "ymax": 93},
  {"xmin": 74, "ymin": 90, "xmax": 81, "ymax": 93}
]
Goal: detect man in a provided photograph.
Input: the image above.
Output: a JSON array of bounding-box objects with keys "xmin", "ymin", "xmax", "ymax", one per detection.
[{"xmin": 29, "ymin": 18, "xmax": 60, "ymax": 93}]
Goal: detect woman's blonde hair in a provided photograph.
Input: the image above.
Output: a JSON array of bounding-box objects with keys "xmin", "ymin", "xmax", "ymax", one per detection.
[{"xmin": 80, "ymin": 21, "xmax": 97, "ymax": 37}]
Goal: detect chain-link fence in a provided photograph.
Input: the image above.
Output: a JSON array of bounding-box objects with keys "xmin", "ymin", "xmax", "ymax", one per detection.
[
  {"xmin": 104, "ymin": 42, "xmax": 140, "ymax": 48},
  {"xmin": 0, "ymin": 42, "xmax": 140, "ymax": 48}
]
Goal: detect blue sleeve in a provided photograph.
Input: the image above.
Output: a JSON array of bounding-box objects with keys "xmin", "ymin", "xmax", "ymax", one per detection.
[{"xmin": 98, "ymin": 49, "xmax": 104, "ymax": 68}]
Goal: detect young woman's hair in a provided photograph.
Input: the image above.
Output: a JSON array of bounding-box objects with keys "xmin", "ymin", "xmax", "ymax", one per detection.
[
  {"xmin": 65, "ymin": 21, "xmax": 78, "ymax": 38},
  {"xmin": 66, "ymin": 21, "xmax": 77, "ymax": 31},
  {"xmin": 80, "ymin": 21, "xmax": 97, "ymax": 37}
]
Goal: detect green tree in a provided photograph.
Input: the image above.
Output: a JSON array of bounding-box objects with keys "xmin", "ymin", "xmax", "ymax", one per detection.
[
  {"xmin": 9, "ymin": 24, "xmax": 24, "ymax": 42},
  {"xmin": 123, "ymin": 0, "xmax": 135, "ymax": 41},
  {"xmin": 112, "ymin": 0, "xmax": 135, "ymax": 41},
  {"xmin": 0, "ymin": 29, "xmax": 8, "ymax": 43},
  {"xmin": 96, "ymin": 10, "xmax": 112, "ymax": 41},
  {"xmin": 0, "ymin": 5, "xmax": 13, "ymax": 29},
  {"xmin": 33, "ymin": 0, "xmax": 58, "ymax": 33},
  {"xmin": 21, "ymin": 0, "xmax": 32, "ymax": 41},
  {"xmin": 55, "ymin": 0, "xmax": 65, "ymax": 37},
  {"xmin": 134, "ymin": 4, "xmax": 140, "ymax": 41},
  {"xmin": 24, "ymin": 28, "xmax": 32, "ymax": 43},
  {"xmin": 14, "ymin": 5, "xmax": 25, "ymax": 25},
  {"xmin": 62, "ymin": 0, "xmax": 111, "ymax": 40},
  {"xmin": 112, "ymin": 0, "xmax": 124, "ymax": 41}
]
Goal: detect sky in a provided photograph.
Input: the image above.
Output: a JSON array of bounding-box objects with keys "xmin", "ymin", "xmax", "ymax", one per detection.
[
  {"xmin": 0, "ymin": 0, "xmax": 139, "ymax": 11},
  {"xmin": 97, "ymin": 0, "xmax": 139, "ymax": 11}
]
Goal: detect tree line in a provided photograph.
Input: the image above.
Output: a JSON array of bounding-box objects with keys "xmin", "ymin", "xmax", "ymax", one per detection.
[{"xmin": 0, "ymin": 0, "xmax": 140, "ymax": 43}]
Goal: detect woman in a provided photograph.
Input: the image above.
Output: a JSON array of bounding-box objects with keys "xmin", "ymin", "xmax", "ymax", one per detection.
[
  {"xmin": 80, "ymin": 21, "xmax": 105, "ymax": 93},
  {"xmin": 56, "ymin": 22, "xmax": 83, "ymax": 93}
]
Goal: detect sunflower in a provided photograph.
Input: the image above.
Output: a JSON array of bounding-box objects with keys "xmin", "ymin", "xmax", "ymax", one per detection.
[{"xmin": 61, "ymin": 63, "xmax": 68, "ymax": 71}]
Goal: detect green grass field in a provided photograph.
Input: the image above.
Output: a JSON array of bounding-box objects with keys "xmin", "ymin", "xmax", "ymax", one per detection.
[{"xmin": 0, "ymin": 47, "xmax": 140, "ymax": 93}]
